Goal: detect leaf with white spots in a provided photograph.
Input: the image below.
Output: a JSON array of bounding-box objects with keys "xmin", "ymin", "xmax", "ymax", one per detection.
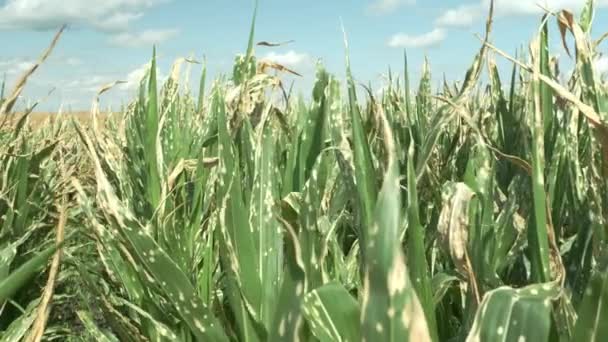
[
  {"xmin": 344, "ymin": 35, "xmax": 377, "ymax": 257},
  {"xmin": 299, "ymin": 149, "xmax": 332, "ymax": 287},
  {"xmin": 0, "ymin": 299, "xmax": 40, "ymax": 342},
  {"xmin": 465, "ymin": 282, "xmax": 561, "ymax": 342},
  {"xmin": 572, "ymin": 271, "xmax": 608, "ymax": 341},
  {"xmin": 431, "ymin": 273, "xmax": 459, "ymax": 305},
  {"xmin": 270, "ymin": 217, "xmax": 307, "ymax": 342},
  {"xmin": 248, "ymin": 106, "xmax": 283, "ymax": 330},
  {"xmin": 437, "ymin": 181, "xmax": 481, "ymax": 304},
  {"xmin": 215, "ymin": 86, "xmax": 264, "ymax": 341},
  {"xmin": 302, "ymin": 282, "xmax": 361, "ymax": 342},
  {"xmin": 359, "ymin": 101, "xmax": 431, "ymax": 342},
  {"xmin": 0, "ymin": 241, "xmax": 62, "ymax": 304},
  {"xmin": 405, "ymin": 137, "xmax": 438, "ymax": 338},
  {"xmin": 291, "ymin": 64, "xmax": 330, "ymax": 192},
  {"xmin": 78, "ymin": 126, "xmax": 229, "ymax": 342},
  {"xmin": 76, "ymin": 311, "xmax": 121, "ymax": 342}
]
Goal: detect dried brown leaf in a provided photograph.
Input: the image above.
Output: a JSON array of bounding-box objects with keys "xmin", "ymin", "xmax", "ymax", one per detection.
[
  {"xmin": 257, "ymin": 40, "xmax": 295, "ymax": 47},
  {"xmin": 258, "ymin": 60, "xmax": 302, "ymax": 77},
  {"xmin": 26, "ymin": 196, "xmax": 68, "ymax": 342},
  {"xmin": 557, "ymin": 10, "xmax": 574, "ymax": 58},
  {"xmin": 438, "ymin": 183, "xmax": 481, "ymax": 304}
]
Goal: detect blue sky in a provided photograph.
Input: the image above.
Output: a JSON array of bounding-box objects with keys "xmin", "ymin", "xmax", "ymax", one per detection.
[{"xmin": 0, "ymin": 0, "xmax": 606, "ymax": 111}]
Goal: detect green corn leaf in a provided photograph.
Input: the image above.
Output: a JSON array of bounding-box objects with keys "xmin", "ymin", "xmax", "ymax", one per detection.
[
  {"xmin": 0, "ymin": 232, "xmax": 34, "ymax": 283},
  {"xmin": 540, "ymin": 16, "xmax": 556, "ymax": 161},
  {"xmin": 302, "ymin": 282, "xmax": 361, "ymax": 342},
  {"xmin": 79, "ymin": 127, "xmax": 228, "ymax": 342},
  {"xmin": 75, "ymin": 260, "xmax": 144, "ymax": 342},
  {"xmin": 464, "ymin": 145, "xmax": 496, "ymax": 289},
  {"xmin": 249, "ymin": 113, "xmax": 283, "ymax": 329},
  {"xmin": 145, "ymin": 47, "xmax": 162, "ymax": 212},
  {"xmin": 403, "ymin": 50, "xmax": 420, "ymax": 149},
  {"xmin": 282, "ymin": 131, "xmax": 299, "ymax": 195},
  {"xmin": 215, "ymin": 87, "xmax": 263, "ymax": 341},
  {"xmin": 431, "ymin": 273, "xmax": 459, "ymax": 305},
  {"xmin": 414, "ymin": 106, "xmax": 455, "ymax": 181},
  {"xmin": 579, "ymin": 0, "xmax": 595, "ymax": 33},
  {"xmin": 108, "ymin": 218, "xmax": 227, "ymax": 341},
  {"xmin": 406, "ymin": 135, "xmax": 438, "ymax": 340},
  {"xmin": 528, "ymin": 32, "xmax": 552, "ymax": 283},
  {"xmin": 458, "ymin": 0, "xmax": 492, "ymax": 99},
  {"xmin": 572, "ymin": 271, "xmax": 608, "ymax": 341},
  {"xmin": 492, "ymin": 192, "xmax": 526, "ymax": 276},
  {"xmin": 111, "ymin": 215, "xmax": 227, "ymax": 341},
  {"xmin": 270, "ymin": 218, "xmax": 307, "ymax": 342},
  {"xmin": 360, "ymin": 108, "xmax": 431, "ymax": 341},
  {"xmin": 415, "ymin": 57, "xmax": 432, "ymax": 136},
  {"xmin": 300, "ymin": 150, "xmax": 332, "ymax": 288},
  {"xmin": 465, "ymin": 282, "xmax": 561, "ymax": 342},
  {"xmin": 119, "ymin": 297, "xmax": 182, "ymax": 341},
  {"xmin": 343, "ymin": 30, "xmax": 377, "ymax": 260},
  {"xmin": 0, "ymin": 73, "xmax": 5, "ymax": 101},
  {"xmin": 12, "ymin": 112, "xmax": 32, "ymax": 139},
  {"xmin": 0, "ymin": 242, "xmax": 60, "ymax": 303},
  {"xmin": 0, "ymin": 299, "xmax": 40, "ymax": 342},
  {"xmin": 237, "ymin": 118, "xmax": 256, "ymax": 205},
  {"xmin": 246, "ymin": 0, "xmax": 258, "ymax": 60},
  {"xmin": 77, "ymin": 311, "xmax": 121, "ymax": 342},
  {"xmin": 293, "ymin": 65, "xmax": 329, "ymax": 190},
  {"xmin": 197, "ymin": 57, "xmax": 207, "ymax": 112},
  {"xmin": 75, "ymin": 175, "xmax": 147, "ymax": 306}
]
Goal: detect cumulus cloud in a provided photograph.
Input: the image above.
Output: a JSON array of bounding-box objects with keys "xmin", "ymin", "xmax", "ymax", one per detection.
[
  {"xmin": 109, "ymin": 29, "xmax": 179, "ymax": 48},
  {"xmin": 119, "ymin": 62, "xmax": 164, "ymax": 91},
  {"xmin": 65, "ymin": 57, "xmax": 83, "ymax": 66},
  {"xmin": 0, "ymin": 0, "xmax": 165, "ymax": 32},
  {"xmin": 262, "ymin": 50, "xmax": 312, "ymax": 69},
  {"xmin": 490, "ymin": 0, "xmax": 599, "ymax": 16},
  {"xmin": 388, "ymin": 28, "xmax": 446, "ymax": 48},
  {"xmin": 0, "ymin": 58, "xmax": 36, "ymax": 75},
  {"xmin": 368, "ymin": 0, "xmax": 415, "ymax": 14},
  {"xmin": 94, "ymin": 12, "xmax": 145, "ymax": 32},
  {"xmin": 64, "ymin": 60, "xmax": 168, "ymax": 94},
  {"xmin": 61, "ymin": 62, "xmax": 161, "ymax": 94},
  {"xmin": 596, "ymin": 56, "xmax": 608, "ymax": 75},
  {"xmin": 435, "ymin": 4, "xmax": 481, "ymax": 28},
  {"xmin": 436, "ymin": 0, "xmax": 608, "ymax": 28},
  {"xmin": 64, "ymin": 75, "xmax": 114, "ymax": 92}
]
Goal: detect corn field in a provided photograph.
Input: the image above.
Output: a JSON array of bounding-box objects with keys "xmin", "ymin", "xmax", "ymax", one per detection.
[{"xmin": 1, "ymin": 1, "xmax": 608, "ymax": 341}]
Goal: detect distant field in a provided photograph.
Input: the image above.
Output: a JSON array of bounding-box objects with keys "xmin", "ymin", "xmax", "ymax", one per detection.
[{"xmin": 4, "ymin": 111, "xmax": 109, "ymax": 127}]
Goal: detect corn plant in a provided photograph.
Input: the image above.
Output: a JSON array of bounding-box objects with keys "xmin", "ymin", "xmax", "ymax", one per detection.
[{"xmin": 1, "ymin": 0, "xmax": 608, "ymax": 341}]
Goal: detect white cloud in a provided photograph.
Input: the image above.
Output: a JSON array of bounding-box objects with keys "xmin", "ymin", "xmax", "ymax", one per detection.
[
  {"xmin": 121, "ymin": 63, "xmax": 151, "ymax": 90},
  {"xmin": 388, "ymin": 28, "xmax": 446, "ymax": 48},
  {"xmin": 368, "ymin": 0, "xmax": 415, "ymax": 14},
  {"xmin": 0, "ymin": 0, "xmax": 165, "ymax": 32},
  {"xmin": 436, "ymin": 0, "xmax": 608, "ymax": 28},
  {"xmin": 64, "ymin": 75, "xmax": 114, "ymax": 92},
  {"xmin": 109, "ymin": 29, "xmax": 179, "ymax": 48},
  {"xmin": 65, "ymin": 57, "xmax": 83, "ymax": 66},
  {"xmin": 0, "ymin": 58, "xmax": 36, "ymax": 75},
  {"xmin": 262, "ymin": 51, "xmax": 312, "ymax": 69},
  {"xmin": 435, "ymin": 4, "xmax": 481, "ymax": 28},
  {"xmin": 119, "ymin": 62, "xmax": 164, "ymax": 91},
  {"xmin": 596, "ymin": 56, "xmax": 608, "ymax": 75},
  {"xmin": 94, "ymin": 12, "xmax": 145, "ymax": 32},
  {"xmin": 63, "ymin": 61, "xmax": 163, "ymax": 94},
  {"xmin": 490, "ymin": 0, "xmax": 596, "ymax": 15}
]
